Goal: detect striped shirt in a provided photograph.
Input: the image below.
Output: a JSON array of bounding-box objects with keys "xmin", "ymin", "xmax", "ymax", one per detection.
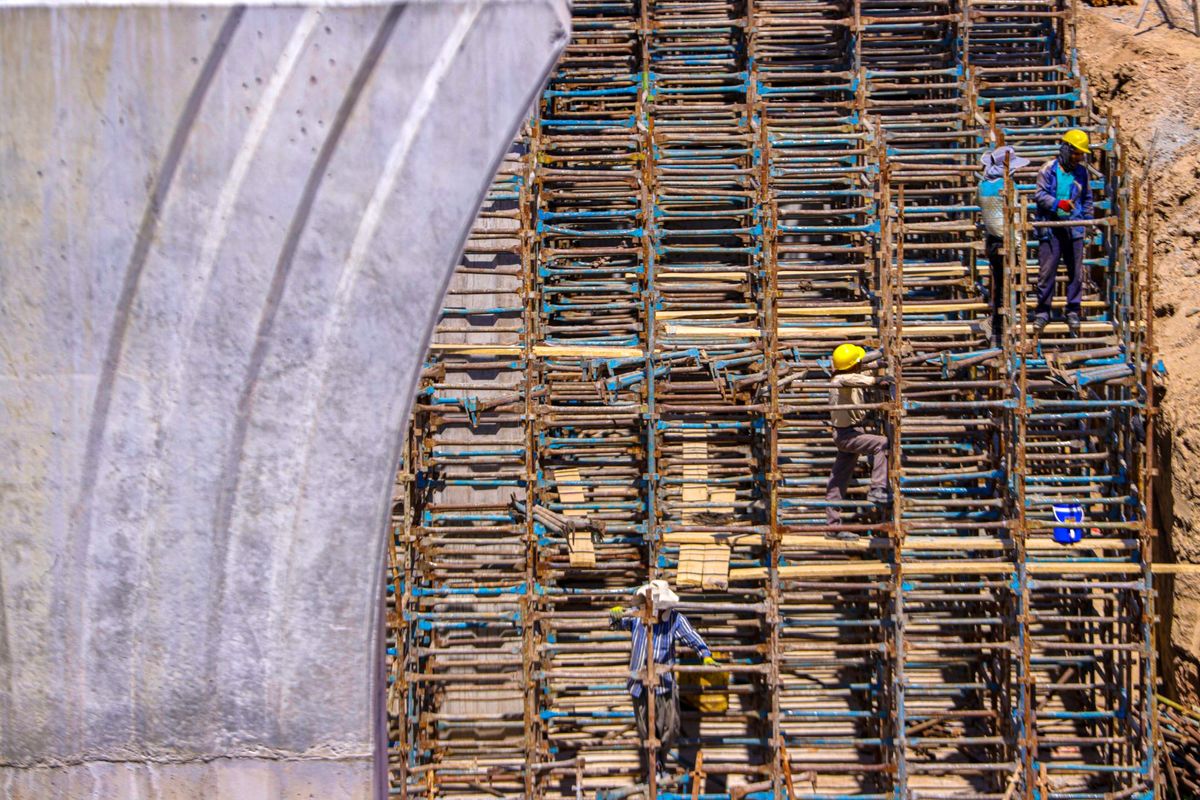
[{"xmin": 617, "ymin": 610, "xmax": 711, "ymax": 697}]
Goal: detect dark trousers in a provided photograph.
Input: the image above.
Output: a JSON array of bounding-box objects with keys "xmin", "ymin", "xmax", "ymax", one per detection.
[
  {"xmin": 1036, "ymin": 229, "xmax": 1084, "ymax": 317},
  {"xmin": 635, "ymin": 682, "xmax": 680, "ymax": 771},
  {"xmin": 825, "ymin": 426, "xmax": 889, "ymax": 525},
  {"xmin": 985, "ymin": 233, "xmax": 1004, "ymax": 341}
]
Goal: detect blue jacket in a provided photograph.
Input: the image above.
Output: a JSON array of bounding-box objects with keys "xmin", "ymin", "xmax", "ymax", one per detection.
[{"xmin": 1033, "ymin": 154, "xmax": 1093, "ymax": 241}]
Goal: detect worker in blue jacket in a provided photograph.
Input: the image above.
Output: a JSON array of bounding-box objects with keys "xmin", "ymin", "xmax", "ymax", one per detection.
[{"xmin": 1032, "ymin": 129, "xmax": 1094, "ymax": 337}]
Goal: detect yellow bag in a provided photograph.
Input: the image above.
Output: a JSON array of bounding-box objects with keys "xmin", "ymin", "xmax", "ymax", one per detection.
[{"xmin": 679, "ymin": 655, "xmax": 730, "ymax": 713}]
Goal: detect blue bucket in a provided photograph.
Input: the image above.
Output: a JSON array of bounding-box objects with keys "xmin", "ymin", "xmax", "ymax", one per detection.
[{"xmin": 1052, "ymin": 504, "xmax": 1085, "ymax": 544}]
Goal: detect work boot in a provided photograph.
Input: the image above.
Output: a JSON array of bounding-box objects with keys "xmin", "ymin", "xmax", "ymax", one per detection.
[
  {"xmin": 1032, "ymin": 314, "xmax": 1049, "ymax": 337},
  {"xmin": 867, "ymin": 487, "xmax": 892, "ymax": 505},
  {"xmin": 1066, "ymin": 311, "xmax": 1081, "ymax": 337}
]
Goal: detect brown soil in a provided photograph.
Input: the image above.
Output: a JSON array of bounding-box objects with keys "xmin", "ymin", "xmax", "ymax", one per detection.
[{"xmin": 1077, "ymin": 6, "xmax": 1200, "ymax": 704}]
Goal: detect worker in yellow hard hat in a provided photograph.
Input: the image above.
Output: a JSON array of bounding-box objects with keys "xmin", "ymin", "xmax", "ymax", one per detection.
[
  {"xmin": 825, "ymin": 344, "xmax": 892, "ymax": 537},
  {"xmin": 1032, "ymin": 129, "xmax": 1094, "ymax": 337}
]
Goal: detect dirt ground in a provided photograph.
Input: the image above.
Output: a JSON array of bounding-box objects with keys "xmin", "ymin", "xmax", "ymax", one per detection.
[{"xmin": 1076, "ymin": 5, "xmax": 1200, "ymax": 703}]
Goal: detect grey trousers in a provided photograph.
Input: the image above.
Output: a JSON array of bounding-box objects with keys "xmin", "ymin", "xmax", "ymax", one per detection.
[
  {"xmin": 825, "ymin": 426, "xmax": 889, "ymax": 524},
  {"xmin": 634, "ymin": 682, "xmax": 680, "ymax": 768}
]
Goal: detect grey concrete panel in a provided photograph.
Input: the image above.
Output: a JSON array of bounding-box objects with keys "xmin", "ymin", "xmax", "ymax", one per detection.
[{"xmin": 0, "ymin": 2, "xmax": 567, "ymax": 795}]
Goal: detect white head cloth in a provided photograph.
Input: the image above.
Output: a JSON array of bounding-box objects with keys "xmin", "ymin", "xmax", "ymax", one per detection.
[{"xmin": 635, "ymin": 579, "xmax": 680, "ymax": 610}]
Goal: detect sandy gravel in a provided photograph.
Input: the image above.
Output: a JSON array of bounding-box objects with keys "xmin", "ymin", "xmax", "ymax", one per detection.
[{"xmin": 1077, "ymin": 5, "xmax": 1200, "ymax": 702}]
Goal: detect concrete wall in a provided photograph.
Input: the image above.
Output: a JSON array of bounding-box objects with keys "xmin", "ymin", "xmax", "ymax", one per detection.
[{"xmin": 0, "ymin": 3, "xmax": 567, "ymax": 797}]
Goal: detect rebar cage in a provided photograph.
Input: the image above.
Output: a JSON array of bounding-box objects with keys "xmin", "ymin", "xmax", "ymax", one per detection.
[{"xmin": 386, "ymin": 0, "xmax": 1160, "ymax": 797}]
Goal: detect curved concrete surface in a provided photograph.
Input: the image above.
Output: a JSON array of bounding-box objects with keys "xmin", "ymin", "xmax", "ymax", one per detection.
[{"xmin": 0, "ymin": 3, "xmax": 567, "ymax": 797}]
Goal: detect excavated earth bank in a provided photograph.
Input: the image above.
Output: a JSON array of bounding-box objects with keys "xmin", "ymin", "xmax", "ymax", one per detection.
[{"xmin": 1077, "ymin": 6, "xmax": 1200, "ymax": 704}]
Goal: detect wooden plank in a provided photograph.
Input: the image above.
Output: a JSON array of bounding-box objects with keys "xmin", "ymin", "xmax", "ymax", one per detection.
[
  {"xmin": 678, "ymin": 544, "xmax": 706, "ymax": 588},
  {"xmin": 731, "ymin": 563, "xmax": 891, "ymax": 580},
  {"xmin": 534, "ymin": 344, "xmax": 644, "ymax": 358},
  {"xmin": 1012, "ymin": 321, "xmax": 1113, "ymax": 334},
  {"xmin": 902, "ymin": 562, "xmax": 1014, "ymax": 576},
  {"xmin": 903, "ymin": 537, "xmax": 1009, "ymax": 551},
  {"xmin": 709, "ymin": 486, "xmax": 736, "ymax": 514},
  {"xmin": 429, "ymin": 343, "xmax": 648, "ymax": 358},
  {"xmin": 777, "ymin": 304, "xmax": 872, "ymax": 316},
  {"xmin": 1151, "ymin": 563, "xmax": 1200, "ymax": 575},
  {"xmin": 664, "ymin": 323, "xmax": 764, "ymax": 338},
  {"xmin": 777, "ymin": 325, "xmax": 892, "ymax": 338},
  {"xmin": 428, "ymin": 343, "xmax": 522, "ymax": 355},
  {"xmin": 681, "ymin": 438, "xmax": 709, "ymax": 506},
  {"xmin": 569, "ymin": 528, "xmax": 596, "ymax": 568},
  {"xmin": 779, "ymin": 301, "xmax": 990, "ymax": 317},
  {"xmin": 1026, "ymin": 562, "xmax": 1140, "ymax": 575},
  {"xmin": 657, "ymin": 309, "xmax": 758, "ymax": 319},
  {"xmin": 733, "ymin": 560, "xmax": 1188, "ymax": 580},
  {"xmin": 554, "ymin": 467, "xmax": 587, "ymax": 518},
  {"xmin": 789, "ymin": 323, "xmax": 979, "ymax": 337},
  {"xmin": 904, "ymin": 537, "xmax": 1132, "ymax": 551},
  {"xmin": 702, "ymin": 544, "xmax": 730, "ymax": 590}
]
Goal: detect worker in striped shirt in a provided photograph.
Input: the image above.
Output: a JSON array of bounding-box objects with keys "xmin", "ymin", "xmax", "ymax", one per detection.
[{"xmin": 609, "ymin": 580, "xmax": 718, "ymax": 774}]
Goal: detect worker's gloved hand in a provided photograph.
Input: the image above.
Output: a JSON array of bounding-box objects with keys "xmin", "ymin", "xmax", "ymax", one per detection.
[
  {"xmin": 702, "ymin": 656, "xmax": 719, "ymax": 667},
  {"xmin": 1056, "ymin": 199, "xmax": 1074, "ymax": 214},
  {"xmin": 877, "ymin": 374, "xmax": 895, "ymax": 387},
  {"xmin": 608, "ymin": 605, "xmax": 625, "ymax": 620}
]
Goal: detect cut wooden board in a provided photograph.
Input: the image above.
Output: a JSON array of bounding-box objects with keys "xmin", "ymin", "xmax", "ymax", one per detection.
[
  {"xmin": 569, "ymin": 528, "xmax": 596, "ymax": 569},
  {"xmin": 554, "ymin": 467, "xmax": 587, "ymax": 518},
  {"xmin": 664, "ymin": 324, "xmax": 764, "ymax": 338},
  {"xmin": 729, "ymin": 560, "xmax": 1184, "ymax": 580},
  {"xmin": 428, "ymin": 343, "xmax": 522, "ymax": 355},
  {"xmin": 709, "ymin": 486, "xmax": 736, "ymax": 515},
  {"xmin": 679, "ymin": 543, "xmax": 730, "ymax": 590},
  {"xmin": 681, "ymin": 438, "xmax": 709, "ymax": 506},
  {"xmin": 1151, "ymin": 563, "xmax": 1200, "ymax": 574},
  {"xmin": 702, "ymin": 544, "xmax": 730, "ymax": 590},
  {"xmin": 534, "ymin": 345, "xmax": 643, "ymax": 358},
  {"xmin": 427, "ymin": 343, "xmax": 648, "ymax": 358},
  {"xmin": 678, "ymin": 544, "xmax": 706, "ymax": 588}
]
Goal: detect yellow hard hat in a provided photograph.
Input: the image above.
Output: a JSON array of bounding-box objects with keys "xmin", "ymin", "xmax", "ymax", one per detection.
[
  {"xmin": 1062, "ymin": 129, "xmax": 1091, "ymax": 154},
  {"xmin": 832, "ymin": 343, "xmax": 866, "ymax": 372}
]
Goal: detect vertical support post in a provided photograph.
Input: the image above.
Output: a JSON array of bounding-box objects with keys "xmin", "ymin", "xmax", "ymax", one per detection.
[
  {"xmin": 1013, "ymin": 191, "xmax": 1036, "ymax": 800},
  {"xmin": 781, "ymin": 744, "xmax": 798, "ymax": 799},
  {"xmin": 638, "ymin": 1, "xmax": 659, "ymax": 785},
  {"xmin": 397, "ymin": 431, "xmax": 415, "ymax": 800},
  {"xmin": 761, "ymin": 106, "xmax": 785, "ymax": 800},
  {"xmin": 1141, "ymin": 181, "xmax": 1161, "ymax": 799},
  {"xmin": 892, "ymin": 182, "xmax": 906, "ymax": 544},
  {"xmin": 892, "ymin": 178, "xmax": 909, "ymax": 800},
  {"xmin": 641, "ymin": 0, "xmax": 658, "ymax": 591},
  {"xmin": 691, "ymin": 750, "xmax": 706, "ymax": 800},
  {"xmin": 645, "ymin": 595, "xmax": 659, "ymax": 795},
  {"xmin": 874, "ymin": 126, "xmax": 901, "ymax": 798},
  {"xmin": 521, "ymin": 134, "xmax": 541, "ymax": 799}
]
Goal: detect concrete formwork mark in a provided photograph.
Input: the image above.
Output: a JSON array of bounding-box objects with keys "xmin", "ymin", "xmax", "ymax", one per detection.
[{"xmin": 0, "ymin": 1, "xmax": 569, "ymax": 796}]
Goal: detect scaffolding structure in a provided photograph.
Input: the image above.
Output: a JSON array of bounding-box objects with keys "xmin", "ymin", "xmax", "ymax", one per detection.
[{"xmin": 386, "ymin": 0, "xmax": 1161, "ymax": 797}]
